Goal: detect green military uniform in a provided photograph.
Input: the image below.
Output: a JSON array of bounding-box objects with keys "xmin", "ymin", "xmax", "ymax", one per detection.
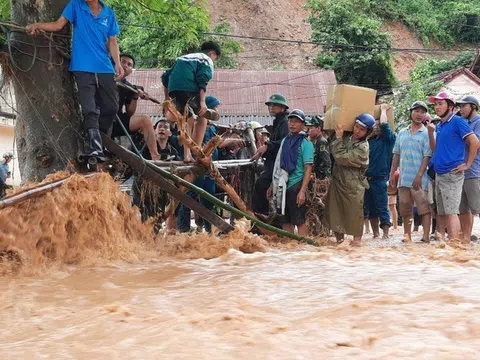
[
  {"xmin": 323, "ymin": 135, "xmax": 369, "ymax": 236},
  {"xmin": 313, "ymin": 137, "xmax": 331, "ymax": 179}
]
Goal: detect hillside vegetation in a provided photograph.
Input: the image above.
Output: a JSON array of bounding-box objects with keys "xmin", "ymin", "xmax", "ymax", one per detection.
[{"xmin": 307, "ymin": 0, "xmax": 479, "ymax": 90}]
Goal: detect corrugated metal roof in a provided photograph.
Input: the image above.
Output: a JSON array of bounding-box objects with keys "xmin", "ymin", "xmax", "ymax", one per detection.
[
  {"xmin": 128, "ymin": 69, "xmax": 337, "ymax": 117},
  {"xmin": 429, "ymin": 67, "xmax": 480, "ymax": 86}
]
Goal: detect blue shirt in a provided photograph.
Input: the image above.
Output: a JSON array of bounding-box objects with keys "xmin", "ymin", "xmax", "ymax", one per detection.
[
  {"xmin": 365, "ymin": 123, "xmax": 396, "ymax": 179},
  {"xmin": 0, "ymin": 162, "xmax": 8, "ymax": 183},
  {"xmin": 62, "ymin": 0, "xmax": 119, "ymax": 73},
  {"xmin": 465, "ymin": 114, "xmax": 480, "ymax": 179},
  {"xmin": 281, "ymin": 138, "xmax": 314, "ymax": 189},
  {"xmin": 432, "ymin": 114, "xmax": 473, "ymax": 174},
  {"xmin": 203, "ymin": 126, "xmax": 218, "ymax": 161},
  {"xmin": 393, "ymin": 124, "xmax": 432, "ymax": 190}
]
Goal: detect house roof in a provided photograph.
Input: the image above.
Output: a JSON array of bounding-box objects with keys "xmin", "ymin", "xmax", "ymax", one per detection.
[
  {"xmin": 428, "ymin": 67, "xmax": 480, "ymax": 87},
  {"xmin": 127, "ymin": 69, "xmax": 337, "ymax": 118}
]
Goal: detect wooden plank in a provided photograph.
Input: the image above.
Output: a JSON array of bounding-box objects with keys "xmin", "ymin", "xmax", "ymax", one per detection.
[{"xmin": 102, "ymin": 135, "xmax": 234, "ymax": 233}]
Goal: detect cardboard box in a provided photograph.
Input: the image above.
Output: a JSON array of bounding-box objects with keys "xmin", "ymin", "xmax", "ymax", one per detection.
[
  {"xmin": 324, "ymin": 84, "xmax": 377, "ymax": 131},
  {"xmin": 373, "ymin": 105, "xmax": 395, "ymax": 129}
]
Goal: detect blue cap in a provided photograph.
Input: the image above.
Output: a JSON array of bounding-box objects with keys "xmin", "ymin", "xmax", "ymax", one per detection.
[{"xmin": 206, "ymin": 95, "xmax": 221, "ymax": 109}]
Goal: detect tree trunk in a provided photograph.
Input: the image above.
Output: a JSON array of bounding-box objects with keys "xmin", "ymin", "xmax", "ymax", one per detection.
[{"xmin": 11, "ymin": 0, "xmax": 80, "ymax": 182}]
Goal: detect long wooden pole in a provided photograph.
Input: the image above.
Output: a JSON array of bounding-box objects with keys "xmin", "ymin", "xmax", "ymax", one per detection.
[
  {"xmin": 102, "ymin": 135, "xmax": 234, "ymax": 233},
  {"xmin": 164, "ymin": 100, "xmax": 253, "ymax": 216},
  {"xmin": 103, "ymin": 134, "xmax": 317, "ymax": 246},
  {"xmin": 116, "ymin": 81, "xmax": 161, "ymax": 105}
]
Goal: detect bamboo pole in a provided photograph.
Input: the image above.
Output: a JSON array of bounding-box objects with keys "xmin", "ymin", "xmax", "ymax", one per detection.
[
  {"xmin": 103, "ymin": 135, "xmax": 234, "ymax": 233},
  {"xmin": 104, "ymin": 131, "xmax": 317, "ymax": 245},
  {"xmin": 149, "ymin": 159, "xmax": 254, "ymax": 167},
  {"xmin": 144, "ymin": 155, "xmax": 318, "ymax": 246},
  {"xmin": 203, "ymin": 134, "xmax": 225, "ymax": 158},
  {"xmin": 153, "ymin": 162, "xmax": 254, "ymax": 177},
  {"xmin": 163, "ymin": 100, "xmax": 253, "ymax": 216},
  {"xmin": 0, "ymin": 173, "xmax": 97, "ymax": 210}
]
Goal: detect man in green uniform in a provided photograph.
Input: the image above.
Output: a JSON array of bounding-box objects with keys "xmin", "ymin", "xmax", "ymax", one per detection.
[{"xmin": 306, "ymin": 115, "xmax": 331, "ymax": 180}]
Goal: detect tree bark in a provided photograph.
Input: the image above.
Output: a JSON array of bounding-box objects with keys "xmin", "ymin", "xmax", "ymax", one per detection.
[{"xmin": 11, "ymin": 0, "xmax": 80, "ymax": 182}]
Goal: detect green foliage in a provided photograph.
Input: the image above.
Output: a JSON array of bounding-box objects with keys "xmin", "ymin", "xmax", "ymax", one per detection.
[
  {"xmin": 410, "ymin": 52, "xmax": 476, "ymax": 81},
  {"xmin": 372, "ymin": 0, "xmax": 480, "ymax": 46},
  {"xmin": 0, "ymin": 0, "xmax": 9, "ymax": 20},
  {"xmin": 107, "ymin": 0, "xmax": 209, "ymax": 68},
  {"xmin": 307, "ymin": 0, "xmax": 397, "ymax": 91},
  {"xmin": 205, "ymin": 22, "xmax": 241, "ymax": 69},
  {"xmin": 108, "ymin": 1, "xmax": 241, "ymax": 69}
]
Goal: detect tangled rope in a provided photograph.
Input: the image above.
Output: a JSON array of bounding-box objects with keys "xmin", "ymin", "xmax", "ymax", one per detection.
[{"xmin": 0, "ymin": 21, "xmax": 69, "ymax": 72}]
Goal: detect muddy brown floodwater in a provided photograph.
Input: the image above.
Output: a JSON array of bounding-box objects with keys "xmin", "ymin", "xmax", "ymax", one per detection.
[{"xmin": 2, "ymin": 174, "xmax": 480, "ymax": 359}]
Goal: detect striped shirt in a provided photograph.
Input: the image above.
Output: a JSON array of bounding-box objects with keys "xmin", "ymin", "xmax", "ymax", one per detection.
[{"xmin": 393, "ymin": 125, "xmax": 432, "ymax": 190}]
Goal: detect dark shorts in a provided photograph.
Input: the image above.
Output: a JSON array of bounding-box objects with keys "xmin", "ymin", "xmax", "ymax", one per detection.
[
  {"xmin": 169, "ymin": 91, "xmax": 201, "ymax": 116},
  {"xmin": 284, "ymin": 181, "xmax": 307, "ymax": 226},
  {"xmin": 111, "ymin": 112, "xmax": 131, "ymax": 137}
]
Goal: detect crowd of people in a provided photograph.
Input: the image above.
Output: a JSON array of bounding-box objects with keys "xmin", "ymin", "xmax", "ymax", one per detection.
[{"xmin": 24, "ymin": 0, "xmax": 480, "ymax": 245}]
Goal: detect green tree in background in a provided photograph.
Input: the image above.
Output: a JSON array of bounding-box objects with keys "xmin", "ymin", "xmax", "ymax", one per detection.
[
  {"xmin": 410, "ymin": 52, "xmax": 475, "ymax": 81},
  {"xmin": 206, "ymin": 22, "xmax": 241, "ymax": 69},
  {"xmin": 0, "ymin": 0, "xmax": 9, "ymax": 20},
  {"xmin": 372, "ymin": 0, "xmax": 480, "ymax": 46},
  {"xmin": 108, "ymin": 0, "xmax": 209, "ymax": 68},
  {"xmin": 307, "ymin": 0, "xmax": 397, "ymax": 91},
  {"xmin": 1, "ymin": 0, "xmax": 240, "ymax": 69},
  {"xmin": 109, "ymin": 1, "xmax": 240, "ymax": 69}
]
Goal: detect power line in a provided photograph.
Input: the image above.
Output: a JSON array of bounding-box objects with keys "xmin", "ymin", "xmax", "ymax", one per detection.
[{"xmin": 118, "ymin": 22, "xmax": 480, "ymax": 54}]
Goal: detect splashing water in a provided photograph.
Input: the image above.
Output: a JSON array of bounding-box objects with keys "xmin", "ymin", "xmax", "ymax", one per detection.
[{"xmin": 2, "ymin": 173, "xmax": 480, "ymax": 358}]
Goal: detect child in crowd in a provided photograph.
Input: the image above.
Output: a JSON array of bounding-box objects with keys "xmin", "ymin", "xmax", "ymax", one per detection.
[
  {"xmin": 270, "ymin": 109, "xmax": 314, "ymax": 237},
  {"xmin": 162, "ymin": 41, "xmax": 221, "ymax": 162},
  {"xmin": 323, "ymin": 114, "xmax": 374, "ymax": 246},
  {"xmin": 133, "ymin": 119, "xmax": 179, "ymax": 233},
  {"xmin": 388, "ymin": 169, "xmax": 400, "ymax": 230}
]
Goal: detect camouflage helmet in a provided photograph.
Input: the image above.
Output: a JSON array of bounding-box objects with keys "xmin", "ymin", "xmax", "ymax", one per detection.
[{"xmin": 306, "ymin": 115, "xmax": 324, "ymax": 128}]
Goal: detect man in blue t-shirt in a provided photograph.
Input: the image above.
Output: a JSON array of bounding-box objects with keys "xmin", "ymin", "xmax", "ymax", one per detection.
[
  {"xmin": 269, "ymin": 109, "xmax": 314, "ymax": 237},
  {"xmin": 427, "ymin": 91, "xmax": 479, "ymax": 242},
  {"xmin": 457, "ymin": 95, "xmax": 480, "ymax": 242},
  {"xmin": 27, "ymin": 0, "xmax": 124, "ymax": 163}
]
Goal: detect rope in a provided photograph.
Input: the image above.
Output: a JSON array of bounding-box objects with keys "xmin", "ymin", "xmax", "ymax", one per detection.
[
  {"xmin": 0, "ymin": 22, "xmax": 67, "ymax": 72},
  {"xmin": 115, "ymin": 114, "xmax": 146, "ymax": 163},
  {"xmin": 5, "ymin": 30, "xmax": 36, "ymax": 72}
]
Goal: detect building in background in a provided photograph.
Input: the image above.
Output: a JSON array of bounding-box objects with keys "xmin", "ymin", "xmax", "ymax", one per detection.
[
  {"xmin": 429, "ymin": 67, "xmax": 480, "ymax": 98},
  {"xmin": 129, "ymin": 69, "xmax": 338, "ymax": 126},
  {"xmin": 0, "ymin": 85, "xmax": 20, "ymax": 187}
]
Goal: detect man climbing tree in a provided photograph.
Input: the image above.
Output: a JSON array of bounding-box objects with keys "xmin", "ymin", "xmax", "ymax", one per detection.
[{"xmin": 26, "ymin": 0, "xmax": 124, "ymax": 165}]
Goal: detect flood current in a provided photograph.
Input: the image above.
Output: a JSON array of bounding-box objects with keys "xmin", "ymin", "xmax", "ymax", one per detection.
[{"xmin": 1, "ymin": 173, "xmax": 480, "ymax": 359}]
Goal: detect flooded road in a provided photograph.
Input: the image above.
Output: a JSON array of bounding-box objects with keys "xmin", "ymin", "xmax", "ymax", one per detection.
[
  {"xmin": 2, "ymin": 237, "xmax": 480, "ymax": 359},
  {"xmin": 2, "ymin": 174, "xmax": 480, "ymax": 359}
]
